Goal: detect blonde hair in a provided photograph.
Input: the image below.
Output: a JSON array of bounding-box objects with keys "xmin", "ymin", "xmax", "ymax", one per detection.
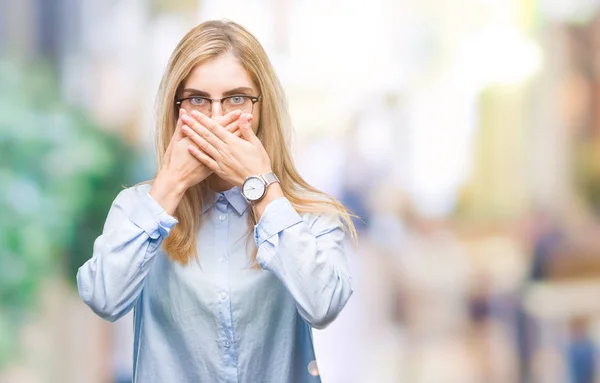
[{"xmin": 154, "ymin": 20, "xmax": 356, "ymax": 264}]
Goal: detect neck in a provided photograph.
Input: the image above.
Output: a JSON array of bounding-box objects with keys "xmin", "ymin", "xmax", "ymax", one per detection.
[{"xmin": 207, "ymin": 174, "xmax": 234, "ymax": 192}]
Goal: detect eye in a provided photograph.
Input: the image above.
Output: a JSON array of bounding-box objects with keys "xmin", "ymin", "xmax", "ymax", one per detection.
[
  {"xmin": 190, "ymin": 97, "xmax": 209, "ymax": 106},
  {"xmin": 228, "ymin": 96, "xmax": 247, "ymax": 105}
]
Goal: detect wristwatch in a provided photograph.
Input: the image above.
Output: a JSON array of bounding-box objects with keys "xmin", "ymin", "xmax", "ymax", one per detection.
[{"xmin": 241, "ymin": 172, "xmax": 280, "ymax": 202}]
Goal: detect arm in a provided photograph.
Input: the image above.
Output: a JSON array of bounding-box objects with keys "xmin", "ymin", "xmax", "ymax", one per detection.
[
  {"xmin": 76, "ymin": 186, "xmax": 178, "ymax": 322},
  {"xmin": 254, "ymin": 197, "xmax": 353, "ymax": 330},
  {"xmin": 78, "ymin": 110, "xmax": 243, "ymax": 321},
  {"xmin": 180, "ymin": 111, "xmax": 353, "ymax": 327}
]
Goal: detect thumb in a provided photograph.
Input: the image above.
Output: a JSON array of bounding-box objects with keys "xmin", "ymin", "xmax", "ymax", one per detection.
[
  {"xmin": 173, "ymin": 108, "xmax": 187, "ymax": 142},
  {"xmin": 239, "ymin": 113, "xmax": 258, "ymax": 143}
]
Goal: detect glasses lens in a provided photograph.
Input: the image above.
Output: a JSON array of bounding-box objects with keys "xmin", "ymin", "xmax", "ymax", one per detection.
[
  {"xmin": 182, "ymin": 97, "xmax": 211, "ymax": 115},
  {"xmin": 223, "ymin": 96, "xmax": 253, "ymax": 114}
]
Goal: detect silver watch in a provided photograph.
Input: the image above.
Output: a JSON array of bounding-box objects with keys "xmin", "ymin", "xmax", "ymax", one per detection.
[{"xmin": 241, "ymin": 173, "xmax": 280, "ymax": 202}]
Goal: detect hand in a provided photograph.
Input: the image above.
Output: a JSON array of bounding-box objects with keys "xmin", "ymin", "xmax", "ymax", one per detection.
[
  {"xmin": 149, "ymin": 109, "xmax": 243, "ymax": 214},
  {"xmin": 181, "ymin": 111, "xmax": 272, "ymax": 187}
]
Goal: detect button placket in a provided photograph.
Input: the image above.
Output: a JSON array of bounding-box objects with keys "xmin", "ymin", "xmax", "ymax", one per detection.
[{"xmin": 214, "ymin": 196, "xmax": 235, "ymax": 363}]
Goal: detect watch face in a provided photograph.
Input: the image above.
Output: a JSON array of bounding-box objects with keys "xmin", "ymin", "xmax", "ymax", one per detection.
[{"xmin": 242, "ymin": 177, "xmax": 265, "ymax": 201}]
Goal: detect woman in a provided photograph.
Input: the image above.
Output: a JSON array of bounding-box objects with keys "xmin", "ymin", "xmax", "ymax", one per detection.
[{"xmin": 77, "ymin": 20, "xmax": 356, "ymax": 383}]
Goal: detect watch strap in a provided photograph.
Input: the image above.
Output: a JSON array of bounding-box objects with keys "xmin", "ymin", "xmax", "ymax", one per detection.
[{"xmin": 261, "ymin": 172, "xmax": 280, "ymax": 186}]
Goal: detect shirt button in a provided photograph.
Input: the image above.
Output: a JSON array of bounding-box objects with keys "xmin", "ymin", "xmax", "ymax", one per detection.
[
  {"xmin": 220, "ymin": 292, "xmax": 228, "ymax": 300},
  {"xmin": 223, "ymin": 340, "xmax": 231, "ymax": 348},
  {"xmin": 219, "ymin": 214, "xmax": 227, "ymax": 221}
]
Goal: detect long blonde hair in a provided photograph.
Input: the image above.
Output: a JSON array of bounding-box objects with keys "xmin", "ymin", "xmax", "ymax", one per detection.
[{"xmin": 155, "ymin": 20, "xmax": 356, "ymax": 264}]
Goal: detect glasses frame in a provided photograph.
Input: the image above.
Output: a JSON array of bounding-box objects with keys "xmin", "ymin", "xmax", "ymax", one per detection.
[{"xmin": 175, "ymin": 94, "xmax": 262, "ymax": 115}]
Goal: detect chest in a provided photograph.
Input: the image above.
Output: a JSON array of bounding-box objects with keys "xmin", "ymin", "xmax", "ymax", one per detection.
[{"xmin": 142, "ymin": 233, "xmax": 289, "ymax": 329}]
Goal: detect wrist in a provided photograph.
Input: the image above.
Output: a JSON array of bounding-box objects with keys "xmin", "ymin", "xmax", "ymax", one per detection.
[
  {"xmin": 157, "ymin": 170, "xmax": 188, "ymax": 195},
  {"xmin": 253, "ymin": 182, "xmax": 284, "ymax": 219},
  {"xmin": 150, "ymin": 171, "xmax": 187, "ymax": 215},
  {"xmin": 241, "ymin": 168, "xmax": 272, "ymax": 187}
]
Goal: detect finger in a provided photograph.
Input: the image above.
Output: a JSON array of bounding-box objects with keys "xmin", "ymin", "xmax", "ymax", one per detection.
[
  {"xmin": 223, "ymin": 119, "xmax": 241, "ymax": 135},
  {"xmin": 190, "ymin": 110, "xmax": 233, "ymax": 143},
  {"xmin": 216, "ymin": 109, "xmax": 243, "ymax": 128},
  {"xmin": 225, "ymin": 120, "xmax": 242, "ymax": 138},
  {"xmin": 188, "ymin": 145, "xmax": 218, "ymax": 171},
  {"xmin": 239, "ymin": 113, "xmax": 259, "ymax": 144},
  {"xmin": 181, "ymin": 125, "xmax": 221, "ymax": 160},
  {"xmin": 181, "ymin": 113, "xmax": 224, "ymax": 150}
]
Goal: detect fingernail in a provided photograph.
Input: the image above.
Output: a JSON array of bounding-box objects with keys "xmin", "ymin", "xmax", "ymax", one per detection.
[{"xmin": 191, "ymin": 110, "xmax": 203, "ymax": 118}]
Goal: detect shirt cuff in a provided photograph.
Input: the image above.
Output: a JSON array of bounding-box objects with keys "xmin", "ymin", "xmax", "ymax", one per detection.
[
  {"xmin": 253, "ymin": 197, "xmax": 303, "ymax": 248},
  {"xmin": 127, "ymin": 192, "xmax": 179, "ymax": 240}
]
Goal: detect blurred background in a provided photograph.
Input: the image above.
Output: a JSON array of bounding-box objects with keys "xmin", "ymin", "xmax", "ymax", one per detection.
[{"xmin": 3, "ymin": 0, "xmax": 600, "ymax": 382}]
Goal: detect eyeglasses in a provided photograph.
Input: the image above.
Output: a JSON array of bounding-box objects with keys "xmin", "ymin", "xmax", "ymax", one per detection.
[{"xmin": 175, "ymin": 94, "xmax": 261, "ymax": 116}]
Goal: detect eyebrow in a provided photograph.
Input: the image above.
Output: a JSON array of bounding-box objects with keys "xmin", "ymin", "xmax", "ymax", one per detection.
[{"xmin": 182, "ymin": 87, "xmax": 256, "ymax": 97}]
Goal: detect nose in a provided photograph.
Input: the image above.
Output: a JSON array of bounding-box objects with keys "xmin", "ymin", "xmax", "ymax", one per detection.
[{"xmin": 210, "ymin": 101, "xmax": 224, "ymax": 118}]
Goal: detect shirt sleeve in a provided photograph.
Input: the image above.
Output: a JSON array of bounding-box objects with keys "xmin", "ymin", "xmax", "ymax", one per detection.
[
  {"xmin": 254, "ymin": 197, "xmax": 353, "ymax": 329},
  {"xmin": 76, "ymin": 185, "xmax": 178, "ymax": 322}
]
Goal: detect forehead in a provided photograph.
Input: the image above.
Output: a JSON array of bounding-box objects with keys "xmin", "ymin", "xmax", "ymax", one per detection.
[{"xmin": 183, "ymin": 52, "xmax": 255, "ymax": 94}]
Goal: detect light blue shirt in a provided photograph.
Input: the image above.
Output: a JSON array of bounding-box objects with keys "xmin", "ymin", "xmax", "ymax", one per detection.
[{"xmin": 76, "ymin": 184, "xmax": 353, "ymax": 382}]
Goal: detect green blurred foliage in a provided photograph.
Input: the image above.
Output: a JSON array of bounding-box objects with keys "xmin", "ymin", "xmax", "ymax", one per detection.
[{"xmin": 0, "ymin": 59, "xmax": 134, "ymax": 369}]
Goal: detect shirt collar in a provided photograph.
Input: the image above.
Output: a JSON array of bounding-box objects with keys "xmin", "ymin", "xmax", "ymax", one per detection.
[{"xmin": 201, "ymin": 185, "xmax": 250, "ymax": 216}]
